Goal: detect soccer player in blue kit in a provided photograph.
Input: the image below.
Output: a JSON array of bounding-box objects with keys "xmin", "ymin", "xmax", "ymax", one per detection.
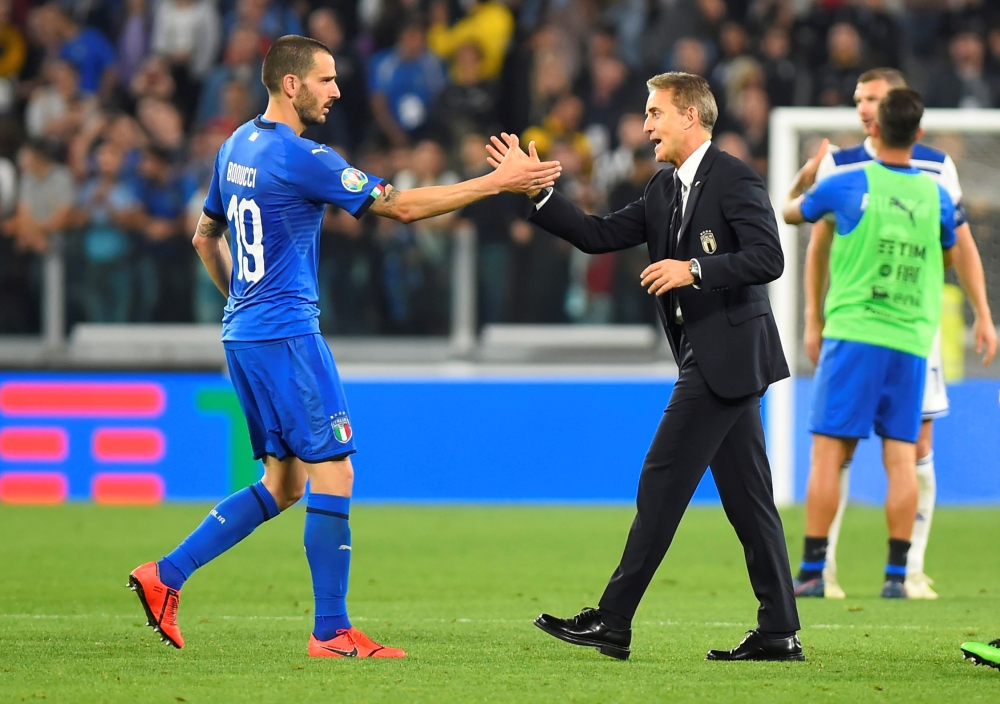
[{"xmin": 128, "ymin": 35, "xmax": 562, "ymax": 658}]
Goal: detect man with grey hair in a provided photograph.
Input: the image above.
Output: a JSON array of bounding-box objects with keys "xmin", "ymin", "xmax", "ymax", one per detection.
[{"xmin": 488, "ymin": 72, "xmax": 802, "ymax": 662}]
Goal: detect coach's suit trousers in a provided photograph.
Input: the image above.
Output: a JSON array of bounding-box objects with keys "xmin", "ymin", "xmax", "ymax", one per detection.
[{"xmin": 598, "ymin": 334, "xmax": 800, "ymax": 635}]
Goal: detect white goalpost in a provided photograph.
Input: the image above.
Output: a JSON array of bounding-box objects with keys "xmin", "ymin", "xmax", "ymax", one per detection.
[{"xmin": 766, "ymin": 107, "xmax": 1000, "ymax": 507}]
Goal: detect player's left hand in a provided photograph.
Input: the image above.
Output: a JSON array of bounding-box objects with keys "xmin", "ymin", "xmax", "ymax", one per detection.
[
  {"xmin": 973, "ymin": 314, "xmax": 997, "ymax": 366},
  {"xmin": 640, "ymin": 259, "xmax": 694, "ymax": 296}
]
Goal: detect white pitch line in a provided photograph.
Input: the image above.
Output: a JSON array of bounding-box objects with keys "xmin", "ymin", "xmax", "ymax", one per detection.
[{"xmin": 0, "ymin": 614, "xmax": 934, "ymax": 630}]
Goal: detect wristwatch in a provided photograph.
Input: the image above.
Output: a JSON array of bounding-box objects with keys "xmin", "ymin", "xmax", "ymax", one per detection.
[
  {"xmin": 530, "ymin": 187, "xmax": 553, "ymax": 203},
  {"xmin": 689, "ymin": 259, "xmax": 702, "ymax": 286}
]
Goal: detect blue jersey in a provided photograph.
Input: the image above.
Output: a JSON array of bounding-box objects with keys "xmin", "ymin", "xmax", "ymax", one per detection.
[
  {"xmin": 203, "ymin": 116, "xmax": 384, "ymax": 342},
  {"xmin": 800, "ymin": 164, "xmax": 957, "ymax": 249},
  {"xmin": 815, "ymin": 138, "xmax": 967, "ymax": 226}
]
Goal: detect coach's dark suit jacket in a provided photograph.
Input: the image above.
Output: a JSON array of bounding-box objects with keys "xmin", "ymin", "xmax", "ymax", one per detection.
[{"xmin": 530, "ymin": 143, "xmax": 789, "ymax": 398}]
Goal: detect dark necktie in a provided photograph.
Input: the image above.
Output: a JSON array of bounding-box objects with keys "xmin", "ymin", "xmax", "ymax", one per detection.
[
  {"xmin": 668, "ymin": 173, "xmax": 684, "ymax": 250},
  {"xmin": 669, "ymin": 173, "xmax": 684, "ymax": 324}
]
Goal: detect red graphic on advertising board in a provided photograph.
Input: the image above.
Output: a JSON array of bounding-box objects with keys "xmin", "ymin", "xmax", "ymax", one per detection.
[
  {"xmin": 0, "ymin": 427, "xmax": 69, "ymax": 462},
  {"xmin": 0, "ymin": 471, "xmax": 68, "ymax": 503},
  {"xmin": 0, "ymin": 382, "xmax": 166, "ymax": 417},
  {"xmin": 91, "ymin": 473, "xmax": 165, "ymax": 505},
  {"xmin": 92, "ymin": 428, "xmax": 166, "ymax": 463}
]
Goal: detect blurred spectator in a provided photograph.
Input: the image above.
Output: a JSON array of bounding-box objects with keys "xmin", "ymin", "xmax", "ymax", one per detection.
[
  {"xmin": 384, "ymin": 140, "xmax": 459, "ymax": 333},
  {"xmin": 926, "ymin": 29, "xmax": 998, "ymax": 108},
  {"xmin": 430, "ymin": 43, "xmax": 499, "ymax": 147},
  {"xmin": 151, "ymin": 0, "xmax": 221, "ymax": 83},
  {"xmin": 196, "ymin": 26, "xmax": 268, "ymax": 128},
  {"xmin": 68, "ymin": 142, "xmax": 141, "ymax": 323},
  {"xmin": 715, "ymin": 130, "xmax": 753, "ymax": 164},
  {"xmin": 129, "ymin": 55, "xmax": 177, "ymax": 104},
  {"xmin": 853, "ymin": 0, "xmax": 901, "ymax": 70},
  {"xmin": 318, "ymin": 202, "xmax": 380, "ymax": 334},
  {"xmin": 643, "ymin": 0, "xmax": 727, "ymax": 72},
  {"xmin": 670, "ymin": 37, "xmax": 710, "ymax": 77},
  {"xmin": 223, "ymin": 0, "xmax": 302, "ymax": 44},
  {"xmin": 580, "ymin": 54, "xmax": 641, "ymax": 155},
  {"xmin": 607, "ymin": 145, "xmax": 657, "ymax": 324},
  {"xmin": 989, "ymin": 24, "xmax": 1000, "ymax": 80},
  {"xmin": 3, "ymin": 139, "xmax": 74, "ymax": 255},
  {"xmin": 456, "ymin": 132, "xmax": 521, "ymax": 325},
  {"xmin": 427, "ymin": 0, "xmax": 515, "ymax": 82},
  {"xmin": 711, "ymin": 22, "xmax": 751, "ymax": 93},
  {"xmin": 185, "ymin": 123, "xmax": 231, "ymax": 323},
  {"xmin": 303, "ymin": 8, "xmax": 367, "ymax": 149},
  {"xmin": 118, "ymin": 0, "xmax": 152, "ymax": 86},
  {"xmin": 0, "ymin": 0, "xmax": 23, "ymax": 112},
  {"xmin": 759, "ymin": 25, "xmax": 796, "ymax": 107},
  {"xmin": 734, "ymin": 85, "xmax": 769, "ymax": 176},
  {"xmin": 132, "ymin": 146, "xmax": 197, "ymax": 322},
  {"xmin": 137, "ymin": 97, "xmax": 186, "ymax": 155},
  {"xmin": 507, "ymin": 216, "xmax": 570, "ymax": 323},
  {"xmin": 368, "ymin": 18, "xmax": 447, "ymax": 147},
  {"xmin": 813, "ymin": 22, "xmax": 866, "ymax": 106},
  {"xmin": 591, "ymin": 112, "xmax": 648, "ymax": 194},
  {"xmin": 523, "ymin": 93, "xmax": 592, "ymax": 163},
  {"xmin": 48, "ymin": 2, "xmax": 117, "ymax": 98},
  {"xmin": 25, "ymin": 60, "xmax": 99, "ymax": 146}
]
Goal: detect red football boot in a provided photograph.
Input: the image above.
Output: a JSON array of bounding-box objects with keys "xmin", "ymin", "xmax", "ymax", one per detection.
[
  {"xmin": 308, "ymin": 628, "xmax": 405, "ymax": 658},
  {"xmin": 128, "ymin": 562, "xmax": 184, "ymax": 648}
]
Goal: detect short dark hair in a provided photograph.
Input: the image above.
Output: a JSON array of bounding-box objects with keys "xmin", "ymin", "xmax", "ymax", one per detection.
[
  {"xmin": 877, "ymin": 88, "xmax": 924, "ymax": 148},
  {"xmin": 144, "ymin": 144, "xmax": 176, "ymax": 165},
  {"xmin": 261, "ymin": 35, "xmax": 332, "ymax": 95},
  {"xmin": 858, "ymin": 67, "xmax": 907, "ymax": 89},
  {"xmin": 22, "ymin": 137, "xmax": 58, "ymax": 163},
  {"xmin": 646, "ymin": 72, "xmax": 718, "ymax": 132}
]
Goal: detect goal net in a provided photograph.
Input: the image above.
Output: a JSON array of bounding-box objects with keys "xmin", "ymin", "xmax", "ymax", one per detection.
[{"xmin": 766, "ymin": 108, "xmax": 1000, "ymax": 506}]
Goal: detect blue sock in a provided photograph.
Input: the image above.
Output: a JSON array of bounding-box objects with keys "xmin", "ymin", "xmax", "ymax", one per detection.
[
  {"xmin": 158, "ymin": 481, "xmax": 280, "ymax": 591},
  {"xmin": 304, "ymin": 493, "xmax": 352, "ymax": 641}
]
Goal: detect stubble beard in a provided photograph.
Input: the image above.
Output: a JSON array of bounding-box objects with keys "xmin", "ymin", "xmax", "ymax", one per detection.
[{"xmin": 294, "ymin": 89, "xmax": 327, "ymax": 127}]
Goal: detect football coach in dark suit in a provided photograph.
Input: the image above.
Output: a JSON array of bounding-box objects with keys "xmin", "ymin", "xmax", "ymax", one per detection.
[{"xmin": 488, "ymin": 72, "xmax": 802, "ymax": 662}]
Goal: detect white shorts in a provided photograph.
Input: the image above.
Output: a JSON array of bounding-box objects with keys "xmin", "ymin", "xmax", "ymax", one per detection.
[{"xmin": 922, "ymin": 328, "xmax": 949, "ymax": 419}]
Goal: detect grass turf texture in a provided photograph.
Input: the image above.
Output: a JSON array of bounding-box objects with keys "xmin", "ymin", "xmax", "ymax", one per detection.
[{"xmin": 2, "ymin": 505, "xmax": 999, "ymax": 702}]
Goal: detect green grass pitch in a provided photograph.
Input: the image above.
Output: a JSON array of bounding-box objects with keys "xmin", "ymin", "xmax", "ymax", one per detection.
[{"xmin": 2, "ymin": 503, "xmax": 1000, "ymax": 702}]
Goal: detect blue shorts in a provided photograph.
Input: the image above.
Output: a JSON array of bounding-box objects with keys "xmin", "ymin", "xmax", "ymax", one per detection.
[
  {"xmin": 224, "ymin": 333, "xmax": 356, "ymax": 462},
  {"xmin": 809, "ymin": 339, "xmax": 926, "ymax": 443}
]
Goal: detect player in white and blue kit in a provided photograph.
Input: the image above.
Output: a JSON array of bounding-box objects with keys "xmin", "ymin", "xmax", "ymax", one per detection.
[
  {"xmin": 128, "ymin": 35, "xmax": 562, "ymax": 657},
  {"xmin": 802, "ymin": 69, "xmax": 996, "ymax": 599}
]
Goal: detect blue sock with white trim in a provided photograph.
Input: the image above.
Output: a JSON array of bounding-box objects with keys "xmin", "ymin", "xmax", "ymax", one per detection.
[
  {"xmin": 798, "ymin": 536, "xmax": 828, "ymax": 581},
  {"xmin": 158, "ymin": 481, "xmax": 280, "ymax": 590},
  {"xmin": 886, "ymin": 538, "xmax": 910, "ymax": 583},
  {"xmin": 304, "ymin": 493, "xmax": 352, "ymax": 640}
]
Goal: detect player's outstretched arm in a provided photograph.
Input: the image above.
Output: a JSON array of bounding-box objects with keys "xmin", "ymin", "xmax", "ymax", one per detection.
[
  {"xmin": 950, "ymin": 222, "xmax": 997, "ymax": 366},
  {"xmin": 192, "ymin": 213, "xmax": 232, "ymax": 298},
  {"xmin": 368, "ymin": 135, "xmax": 561, "ymax": 223},
  {"xmin": 782, "ymin": 139, "xmax": 829, "ymax": 224}
]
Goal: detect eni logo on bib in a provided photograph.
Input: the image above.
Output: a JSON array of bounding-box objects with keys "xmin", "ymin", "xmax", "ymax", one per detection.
[
  {"xmin": 341, "ymin": 168, "xmax": 368, "ymax": 193},
  {"xmin": 699, "ymin": 230, "xmax": 717, "ymax": 254}
]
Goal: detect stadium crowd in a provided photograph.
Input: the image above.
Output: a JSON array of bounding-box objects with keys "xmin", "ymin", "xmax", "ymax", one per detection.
[{"xmin": 0, "ymin": 0, "xmax": 998, "ymax": 335}]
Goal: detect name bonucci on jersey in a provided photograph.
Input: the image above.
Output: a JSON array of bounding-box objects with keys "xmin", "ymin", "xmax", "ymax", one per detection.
[{"xmin": 226, "ymin": 161, "xmax": 257, "ymax": 189}]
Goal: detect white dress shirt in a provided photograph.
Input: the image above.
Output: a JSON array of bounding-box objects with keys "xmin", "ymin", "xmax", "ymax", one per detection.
[{"xmin": 674, "ymin": 139, "xmax": 712, "ymax": 226}]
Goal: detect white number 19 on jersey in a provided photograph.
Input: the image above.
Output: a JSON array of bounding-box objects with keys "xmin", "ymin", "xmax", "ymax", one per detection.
[{"xmin": 227, "ymin": 195, "xmax": 265, "ymax": 284}]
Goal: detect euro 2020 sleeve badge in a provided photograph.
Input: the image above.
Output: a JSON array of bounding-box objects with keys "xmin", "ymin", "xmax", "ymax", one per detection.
[{"xmin": 699, "ymin": 230, "xmax": 717, "ymax": 254}]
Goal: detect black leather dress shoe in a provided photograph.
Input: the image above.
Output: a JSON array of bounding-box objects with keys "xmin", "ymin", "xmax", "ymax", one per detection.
[
  {"xmin": 534, "ymin": 608, "xmax": 631, "ymax": 660},
  {"xmin": 706, "ymin": 629, "xmax": 804, "ymax": 661}
]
